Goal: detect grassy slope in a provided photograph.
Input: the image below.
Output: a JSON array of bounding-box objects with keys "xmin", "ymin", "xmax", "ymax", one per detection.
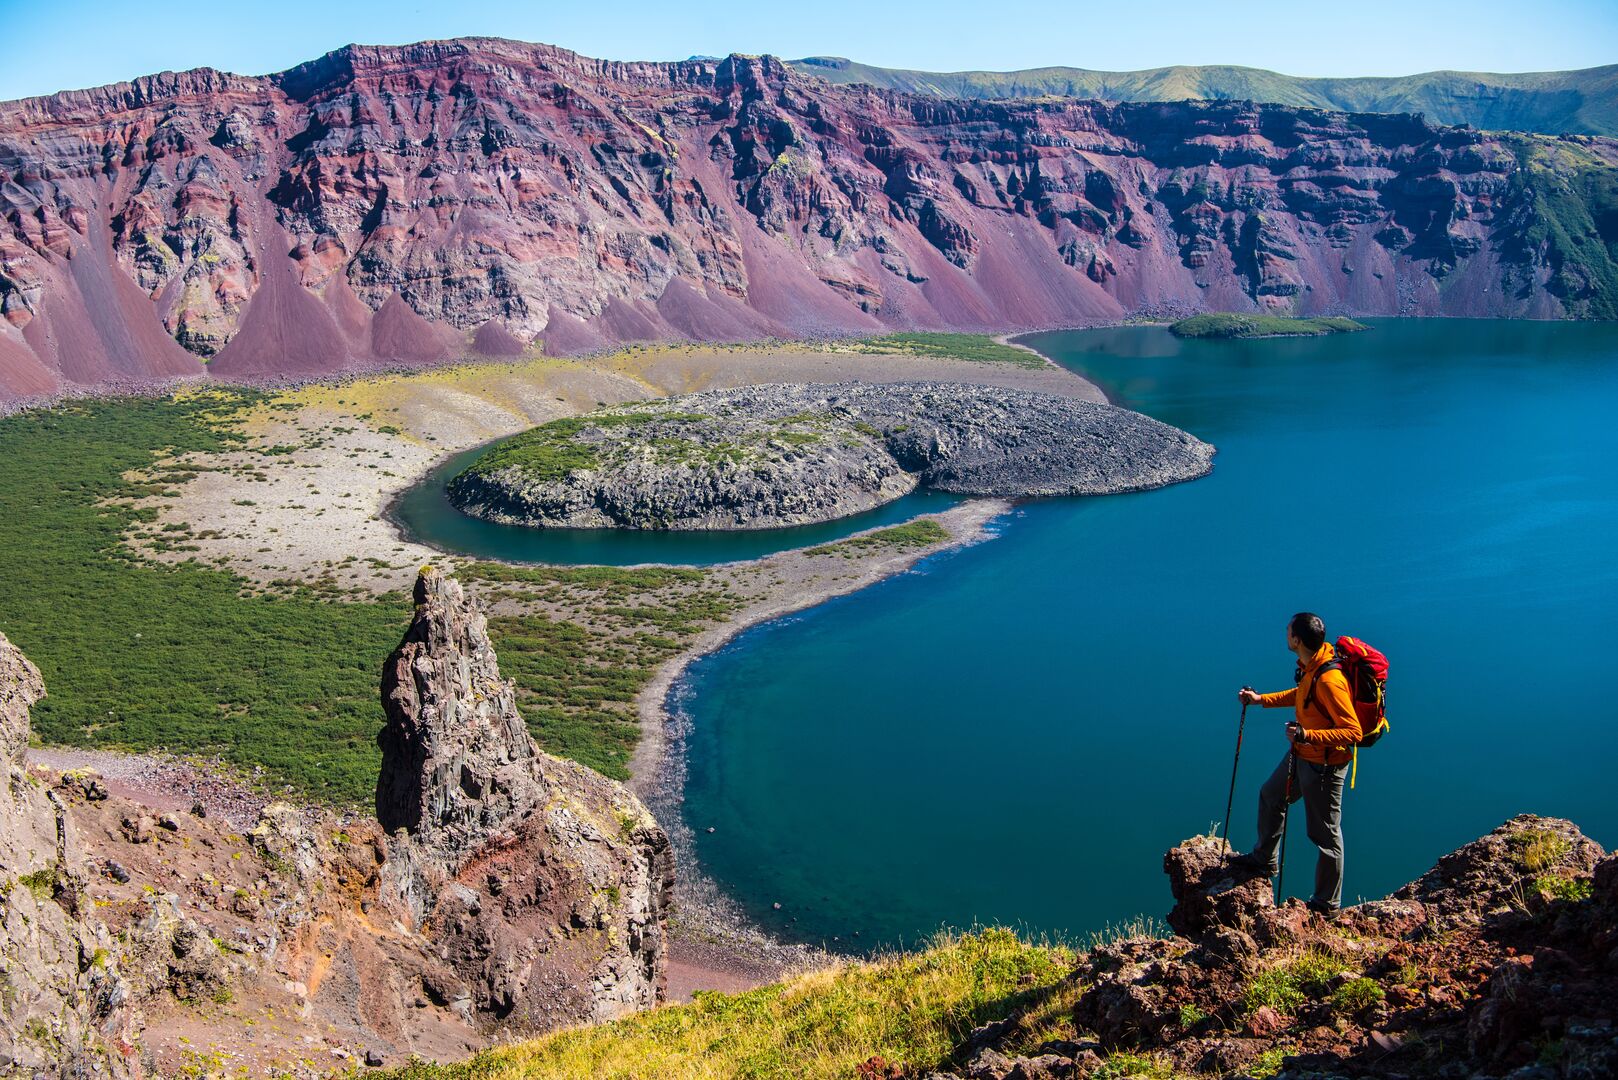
[
  {"xmin": 390, "ymin": 929, "xmax": 1087, "ymax": 1080},
  {"xmin": 392, "ymin": 822, "xmax": 1599, "ymax": 1080},
  {"xmin": 1508, "ymin": 136, "xmax": 1618, "ymax": 320},
  {"xmin": 787, "ymin": 58, "xmax": 1618, "ymax": 136},
  {"xmin": 0, "ymin": 394, "xmax": 735, "ymax": 803}
]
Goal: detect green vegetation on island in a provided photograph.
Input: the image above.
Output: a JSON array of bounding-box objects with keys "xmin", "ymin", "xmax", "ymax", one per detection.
[
  {"xmin": 805, "ymin": 518, "xmax": 951, "ymax": 558},
  {"xmin": 464, "ymin": 412, "xmax": 700, "ymax": 482},
  {"xmin": 838, "ymin": 332, "xmax": 1050, "ymax": 369},
  {"xmin": 1168, "ymin": 314, "xmax": 1370, "ymax": 339},
  {"xmin": 0, "ymin": 395, "xmax": 738, "ymax": 802},
  {"xmin": 459, "ymin": 407, "xmax": 855, "ymax": 486},
  {"xmin": 455, "ymin": 329, "xmax": 1067, "ymax": 494}
]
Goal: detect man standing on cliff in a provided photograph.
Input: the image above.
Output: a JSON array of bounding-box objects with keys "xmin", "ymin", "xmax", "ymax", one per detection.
[{"xmin": 1232, "ymin": 612, "xmax": 1362, "ymax": 915}]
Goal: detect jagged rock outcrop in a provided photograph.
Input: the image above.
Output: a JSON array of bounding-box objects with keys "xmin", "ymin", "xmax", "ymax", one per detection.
[
  {"xmin": 1393, "ymin": 813, "xmax": 1606, "ymax": 931},
  {"xmin": 1162, "ymin": 833, "xmax": 1277, "ymax": 938},
  {"xmin": 0, "ymin": 585, "xmax": 674, "ymax": 1072},
  {"xmin": 448, "ymin": 381, "xmax": 1215, "ymax": 530},
  {"xmin": 934, "ymin": 815, "xmax": 1618, "ymax": 1079},
  {"xmin": 2, "ymin": 37, "xmax": 1616, "ymax": 402},
  {"xmin": 0, "ymin": 633, "xmax": 133, "ymax": 1076},
  {"xmin": 377, "ymin": 567, "xmax": 674, "ymax": 1026}
]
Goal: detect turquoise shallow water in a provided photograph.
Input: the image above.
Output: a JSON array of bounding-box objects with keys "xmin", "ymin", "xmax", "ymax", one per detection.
[
  {"xmin": 675, "ymin": 319, "xmax": 1618, "ymax": 952},
  {"xmin": 392, "ymin": 444, "xmax": 960, "ymax": 567}
]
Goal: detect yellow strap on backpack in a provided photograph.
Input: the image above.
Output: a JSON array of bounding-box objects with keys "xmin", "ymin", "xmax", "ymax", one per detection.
[{"xmin": 1350, "ymin": 716, "xmax": 1390, "ymax": 790}]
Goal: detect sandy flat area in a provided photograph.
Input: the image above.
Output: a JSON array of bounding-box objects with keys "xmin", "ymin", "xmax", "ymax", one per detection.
[{"xmin": 126, "ymin": 344, "xmax": 1100, "ymax": 592}]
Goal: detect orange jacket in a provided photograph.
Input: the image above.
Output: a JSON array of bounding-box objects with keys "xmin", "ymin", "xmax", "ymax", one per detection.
[{"xmin": 1258, "ymin": 642, "xmax": 1362, "ymax": 766}]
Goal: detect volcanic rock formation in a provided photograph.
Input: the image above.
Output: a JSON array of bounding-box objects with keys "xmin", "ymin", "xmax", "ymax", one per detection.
[
  {"xmin": 0, "ymin": 577, "xmax": 673, "ymax": 1072},
  {"xmin": 2, "ymin": 37, "xmax": 1616, "ymax": 401},
  {"xmin": 0, "ymin": 633, "xmax": 133, "ymax": 1075},
  {"xmin": 377, "ymin": 567, "xmax": 674, "ymax": 1026},
  {"xmin": 447, "ymin": 381, "xmax": 1216, "ymax": 530},
  {"xmin": 937, "ymin": 819, "xmax": 1618, "ymax": 1079}
]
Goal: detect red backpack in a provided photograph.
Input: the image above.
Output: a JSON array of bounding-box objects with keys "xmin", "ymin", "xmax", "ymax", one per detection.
[{"xmin": 1302, "ymin": 635, "xmax": 1389, "ymax": 786}]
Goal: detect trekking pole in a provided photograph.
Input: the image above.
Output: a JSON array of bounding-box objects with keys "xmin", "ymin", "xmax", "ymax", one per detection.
[
  {"xmin": 1276, "ymin": 750, "xmax": 1297, "ymax": 904},
  {"xmin": 1219, "ymin": 688, "xmax": 1254, "ymax": 858}
]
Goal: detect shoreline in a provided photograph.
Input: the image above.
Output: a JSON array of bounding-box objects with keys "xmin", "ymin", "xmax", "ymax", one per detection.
[
  {"xmin": 95, "ymin": 338, "xmax": 1110, "ymax": 997},
  {"xmin": 627, "ymin": 499, "xmax": 1014, "ymax": 989}
]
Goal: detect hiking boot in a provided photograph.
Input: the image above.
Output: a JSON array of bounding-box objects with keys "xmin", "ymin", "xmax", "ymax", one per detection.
[
  {"xmin": 1227, "ymin": 852, "xmax": 1274, "ymax": 876},
  {"xmin": 1306, "ymin": 900, "xmax": 1340, "ymax": 919}
]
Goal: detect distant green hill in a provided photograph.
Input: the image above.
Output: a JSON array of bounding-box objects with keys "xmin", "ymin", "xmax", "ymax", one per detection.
[{"xmin": 786, "ymin": 57, "xmax": 1618, "ymax": 136}]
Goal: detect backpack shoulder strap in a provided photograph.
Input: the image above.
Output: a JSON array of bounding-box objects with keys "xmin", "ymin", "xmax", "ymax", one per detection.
[{"xmin": 1302, "ymin": 660, "xmax": 1342, "ymax": 715}]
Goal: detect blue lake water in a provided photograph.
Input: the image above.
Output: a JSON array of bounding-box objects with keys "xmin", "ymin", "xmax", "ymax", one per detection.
[
  {"xmin": 675, "ymin": 319, "xmax": 1618, "ymax": 952},
  {"xmin": 392, "ymin": 444, "xmax": 960, "ymax": 567}
]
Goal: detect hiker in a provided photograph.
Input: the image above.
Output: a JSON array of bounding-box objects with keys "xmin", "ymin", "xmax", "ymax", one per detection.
[{"xmin": 1231, "ymin": 612, "xmax": 1362, "ymax": 915}]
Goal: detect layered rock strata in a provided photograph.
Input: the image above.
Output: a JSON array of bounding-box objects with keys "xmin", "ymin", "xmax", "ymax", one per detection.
[
  {"xmin": 377, "ymin": 568, "xmax": 674, "ymax": 1024},
  {"xmin": 2, "ymin": 37, "xmax": 1615, "ymax": 401},
  {"xmin": 447, "ymin": 381, "xmax": 1216, "ymax": 530}
]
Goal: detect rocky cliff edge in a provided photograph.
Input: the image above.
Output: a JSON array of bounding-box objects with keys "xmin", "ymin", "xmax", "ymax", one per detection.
[{"xmin": 928, "ymin": 819, "xmax": 1617, "ymax": 1079}]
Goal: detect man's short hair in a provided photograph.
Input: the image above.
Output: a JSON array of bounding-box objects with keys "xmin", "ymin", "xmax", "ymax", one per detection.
[{"xmin": 1289, "ymin": 612, "xmax": 1326, "ymax": 651}]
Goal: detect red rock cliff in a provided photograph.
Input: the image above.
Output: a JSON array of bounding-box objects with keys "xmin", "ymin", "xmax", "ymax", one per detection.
[{"xmin": 2, "ymin": 37, "xmax": 1615, "ymax": 400}]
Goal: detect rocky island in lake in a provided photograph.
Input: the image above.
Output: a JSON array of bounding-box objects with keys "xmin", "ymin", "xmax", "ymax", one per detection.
[{"xmin": 446, "ymin": 382, "xmax": 1216, "ymax": 531}]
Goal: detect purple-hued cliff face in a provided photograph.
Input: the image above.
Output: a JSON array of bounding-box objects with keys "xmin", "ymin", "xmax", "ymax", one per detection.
[{"xmin": 1, "ymin": 37, "xmax": 1612, "ymax": 400}]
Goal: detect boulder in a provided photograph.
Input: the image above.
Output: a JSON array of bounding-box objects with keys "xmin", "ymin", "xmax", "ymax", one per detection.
[
  {"xmin": 122, "ymin": 893, "xmax": 233, "ymax": 1001},
  {"xmin": 248, "ymin": 802, "xmax": 323, "ymax": 885},
  {"xmin": 375, "ymin": 569, "xmax": 674, "ymax": 1030},
  {"xmin": 1164, "ymin": 833, "xmax": 1275, "ymax": 938},
  {"xmin": 1071, "ymin": 937, "xmax": 1194, "ymax": 1050}
]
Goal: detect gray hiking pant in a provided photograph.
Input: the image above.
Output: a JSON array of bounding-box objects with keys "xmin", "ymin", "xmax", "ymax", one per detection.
[{"xmin": 1252, "ymin": 750, "xmax": 1347, "ymax": 911}]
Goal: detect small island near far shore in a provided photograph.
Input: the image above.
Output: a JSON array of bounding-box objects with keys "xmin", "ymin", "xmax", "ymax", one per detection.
[
  {"xmin": 447, "ymin": 381, "xmax": 1215, "ymax": 532},
  {"xmin": 1169, "ymin": 313, "xmax": 1371, "ymax": 339}
]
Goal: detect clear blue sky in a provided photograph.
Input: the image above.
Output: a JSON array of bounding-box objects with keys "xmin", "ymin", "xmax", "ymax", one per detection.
[{"xmin": 3, "ymin": 0, "xmax": 1615, "ymax": 101}]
